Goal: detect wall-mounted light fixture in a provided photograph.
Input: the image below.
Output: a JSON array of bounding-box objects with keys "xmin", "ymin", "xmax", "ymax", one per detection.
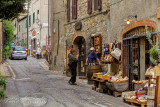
[{"xmin": 124, "ymin": 15, "xmax": 137, "ymax": 24}]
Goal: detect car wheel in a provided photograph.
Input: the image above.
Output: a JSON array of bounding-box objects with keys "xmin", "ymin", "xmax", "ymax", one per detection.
[
  {"xmin": 11, "ymin": 56, "xmax": 13, "ymax": 60},
  {"xmin": 25, "ymin": 57, "xmax": 27, "ymax": 60}
]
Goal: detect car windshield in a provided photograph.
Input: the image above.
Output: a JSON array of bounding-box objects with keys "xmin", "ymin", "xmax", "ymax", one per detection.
[{"xmin": 13, "ymin": 47, "xmax": 25, "ymax": 51}]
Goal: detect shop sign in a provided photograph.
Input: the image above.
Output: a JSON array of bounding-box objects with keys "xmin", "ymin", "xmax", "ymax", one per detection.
[{"xmin": 32, "ymin": 30, "xmax": 36, "ymax": 36}]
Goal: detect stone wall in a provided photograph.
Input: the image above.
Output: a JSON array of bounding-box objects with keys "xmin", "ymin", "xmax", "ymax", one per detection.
[
  {"xmin": 110, "ymin": 0, "xmax": 160, "ymax": 42},
  {"xmin": 49, "ymin": 0, "xmax": 110, "ymax": 72},
  {"xmin": 50, "ymin": 0, "xmax": 66, "ymax": 71}
]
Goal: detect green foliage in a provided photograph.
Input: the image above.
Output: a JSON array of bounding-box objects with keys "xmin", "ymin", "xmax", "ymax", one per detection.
[
  {"xmin": 3, "ymin": 20, "xmax": 14, "ymax": 60},
  {"xmin": 0, "ymin": 89, "xmax": 6, "ymax": 100},
  {"xmin": 0, "ymin": 0, "xmax": 31, "ymax": 19},
  {"xmin": 145, "ymin": 26, "xmax": 160, "ymax": 65},
  {"xmin": 0, "ymin": 78, "xmax": 6, "ymax": 89}
]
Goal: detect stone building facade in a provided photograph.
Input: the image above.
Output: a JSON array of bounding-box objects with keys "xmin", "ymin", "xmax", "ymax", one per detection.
[
  {"xmin": 49, "ymin": 0, "xmax": 66, "ymax": 71},
  {"xmin": 28, "ymin": 0, "xmax": 49, "ymax": 53},
  {"xmin": 12, "ymin": 13, "xmax": 28, "ymax": 48},
  {"xmin": 49, "ymin": 0, "xmax": 110, "ymax": 73},
  {"xmin": 110, "ymin": 0, "xmax": 160, "ymax": 42},
  {"xmin": 110, "ymin": 0, "xmax": 160, "ymax": 90},
  {"xmin": 17, "ymin": 16, "xmax": 28, "ymax": 48},
  {"xmin": 63, "ymin": 0, "xmax": 110, "ymax": 76}
]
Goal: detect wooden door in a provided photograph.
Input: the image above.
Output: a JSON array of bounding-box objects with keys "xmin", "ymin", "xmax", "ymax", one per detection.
[{"xmin": 78, "ymin": 38, "xmax": 86, "ymax": 76}]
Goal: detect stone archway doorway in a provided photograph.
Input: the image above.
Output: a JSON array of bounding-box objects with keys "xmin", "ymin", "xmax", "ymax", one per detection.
[
  {"xmin": 73, "ymin": 36, "xmax": 86, "ymax": 77},
  {"xmin": 121, "ymin": 20, "xmax": 157, "ymax": 90}
]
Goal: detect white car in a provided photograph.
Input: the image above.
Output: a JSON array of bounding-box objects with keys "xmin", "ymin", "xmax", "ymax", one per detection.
[{"xmin": 10, "ymin": 46, "xmax": 27, "ymax": 60}]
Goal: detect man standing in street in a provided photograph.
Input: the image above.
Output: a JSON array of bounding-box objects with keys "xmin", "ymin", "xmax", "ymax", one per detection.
[
  {"xmin": 36, "ymin": 46, "xmax": 41, "ymax": 59},
  {"xmin": 68, "ymin": 49, "xmax": 79, "ymax": 85}
]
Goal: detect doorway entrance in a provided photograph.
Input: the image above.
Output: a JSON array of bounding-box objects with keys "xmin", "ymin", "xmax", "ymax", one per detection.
[
  {"xmin": 73, "ymin": 36, "xmax": 86, "ymax": 77},
  {"xmin": 122, "ymin": 26, "xmax": 154, "ymax": 90}
]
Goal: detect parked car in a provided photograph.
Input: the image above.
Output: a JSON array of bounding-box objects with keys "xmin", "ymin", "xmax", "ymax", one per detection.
[{"xmin": 10, "ymin": 46, "xmax": 27, "ymax": 60}]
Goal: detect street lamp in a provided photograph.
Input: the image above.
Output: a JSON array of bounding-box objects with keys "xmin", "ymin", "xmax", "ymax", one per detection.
[{"xmin": 124, "ymin": 15, "xmax": 137, "ymax": 24}]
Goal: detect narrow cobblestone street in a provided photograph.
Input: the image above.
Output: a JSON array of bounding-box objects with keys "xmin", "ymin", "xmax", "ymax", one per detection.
[{"xmin": 2, "ymin": 57, "xmax": 133, "ymax": 107}]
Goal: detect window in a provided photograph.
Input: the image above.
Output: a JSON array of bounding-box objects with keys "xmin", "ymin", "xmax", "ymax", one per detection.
[
  {"xmin": 13, "ymin": 47, "xmax": 25, "ymax": 51},
  {"xmin": 33, "ymin": 12, "xmax": 35, "ymax": 24},
  {"xmin": 88, "ymin": 0, "xmax": 92, "ymax": 14},
  {"xmin": 72, "ymin": 0, "xmax": 77, "ymax": 19},
  {"xmin": 19, "ymin": 25, "xmax": 20, "ymax": 32},
  {"xmin": 67, "ymin": 0, "xmax": 70, "ymax": 22},
  {"xmin": 26, "ymin": 20, "xmax": 27, "ymax": 28},
  {"xmin": 94, "ymin": 0, "xmax": 102, "ymax": 10},
  {"xmin": 29, "ymin": 15, "xmax": 31, "ymax": 26}
]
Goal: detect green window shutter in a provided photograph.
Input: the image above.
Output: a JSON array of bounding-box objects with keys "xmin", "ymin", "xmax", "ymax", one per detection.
[
  {"xmin": 26, "ymin": 20, "xmax": 27, "ymax": 28},
  {"xmin": 19, "ymin": 25, "xmax": 20, "ymax": 32},
  {"xmin": 33, "ymin": 12, "xmax": 35, "ymax": 24},
  {"xmin": 29, "ymin": 15, "xmax": 31, "ymax": 26}
]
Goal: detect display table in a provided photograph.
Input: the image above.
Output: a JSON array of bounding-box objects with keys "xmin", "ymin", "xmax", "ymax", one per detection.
[{"xmin": 91, "ymin": 76, "xmax": 109, "ymax": 93}]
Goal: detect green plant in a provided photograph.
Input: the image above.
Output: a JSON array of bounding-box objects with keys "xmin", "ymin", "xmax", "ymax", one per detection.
[
  {"xmin": 145, "ymin": 26, "xmax": 160, "ymax": 65},
  {"xmin": 3, "ymin": 20, "xmax": 14, "ymax": 60},
  {"xmin": 0, "ymin": 78, "xmax": 6, "ymax": 89},
  {"xmin": 0, "ymin": 89, "xmax": 6, "ymax": 100}
]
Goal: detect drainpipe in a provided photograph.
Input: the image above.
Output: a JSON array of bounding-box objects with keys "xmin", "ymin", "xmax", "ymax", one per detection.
[
  {"xmin": 48, "ymin": 0, "xmax": 50, "ymax": 46},
  {"xmin": 107, "ymin": 14, "xmax": 111, "ymax": 73}
]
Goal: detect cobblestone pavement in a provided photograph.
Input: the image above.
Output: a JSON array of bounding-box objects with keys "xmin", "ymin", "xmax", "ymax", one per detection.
[{"xmin": 2, "ymin": 57, "xmax": 135, "ymax": 107}]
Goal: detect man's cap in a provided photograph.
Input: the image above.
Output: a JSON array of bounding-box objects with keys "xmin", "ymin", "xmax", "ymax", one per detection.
[{"xmin": 90, "ymin": 47, "xmax": 95, "ymax": 51}]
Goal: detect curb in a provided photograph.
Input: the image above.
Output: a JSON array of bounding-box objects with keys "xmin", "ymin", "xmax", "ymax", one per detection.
[{"xmin": 6, "ymin": 62, "xmax": 16, "ymax": 79}]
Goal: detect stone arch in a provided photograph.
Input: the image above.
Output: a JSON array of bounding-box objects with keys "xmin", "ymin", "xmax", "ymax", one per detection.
[
  {"xmin": 72, "ymin": 32, "xmax": 86, "ymax": 45},
  {"xmin": 121, "ymin": 20, "xmax": 157, "ymax": 40}
]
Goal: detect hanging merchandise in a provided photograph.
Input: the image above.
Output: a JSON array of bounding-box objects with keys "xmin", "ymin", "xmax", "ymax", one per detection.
[
  {"xmin": 111, "ymin": 48, "xmax": 121, "ymax": 61},
  {"xmin": 109, "ymin": 43, "xmax": 113, "ymax": 52}
]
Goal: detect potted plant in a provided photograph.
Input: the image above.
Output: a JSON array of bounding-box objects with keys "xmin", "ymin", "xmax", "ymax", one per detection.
[{"xmin": 145, "ymin": 26, "xmax": 160, "ymax": 65}]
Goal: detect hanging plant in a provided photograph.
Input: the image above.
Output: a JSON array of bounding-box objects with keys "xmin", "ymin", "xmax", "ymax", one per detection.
[{"xmin": 145, "ymin": 26, "xmax": 160, "ymax": 65}]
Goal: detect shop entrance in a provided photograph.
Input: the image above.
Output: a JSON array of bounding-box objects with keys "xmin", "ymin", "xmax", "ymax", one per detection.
[
  {"xmin": 73, "ymin": 36, "xmax": 86, "ymax": 77},
  {"xmin": 123, "ymin": 38, "xmax": 140, "ymax": 90},
  {"xmin": 122, "ymin": 26, "xmax": 154, "ymax": 90}
]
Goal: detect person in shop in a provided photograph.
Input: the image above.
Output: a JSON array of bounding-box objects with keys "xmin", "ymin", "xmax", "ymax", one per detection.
[
  {"xmin": 68, "ymin": 49, "xmax": 79, "ymax": 85},
  {"xmin": 36, "ymin": 46, "xmax": 41, "ymax": 59},
  {"xmin": 86, "ymin": 47, "xmax": 101, "ymax": 65}
]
